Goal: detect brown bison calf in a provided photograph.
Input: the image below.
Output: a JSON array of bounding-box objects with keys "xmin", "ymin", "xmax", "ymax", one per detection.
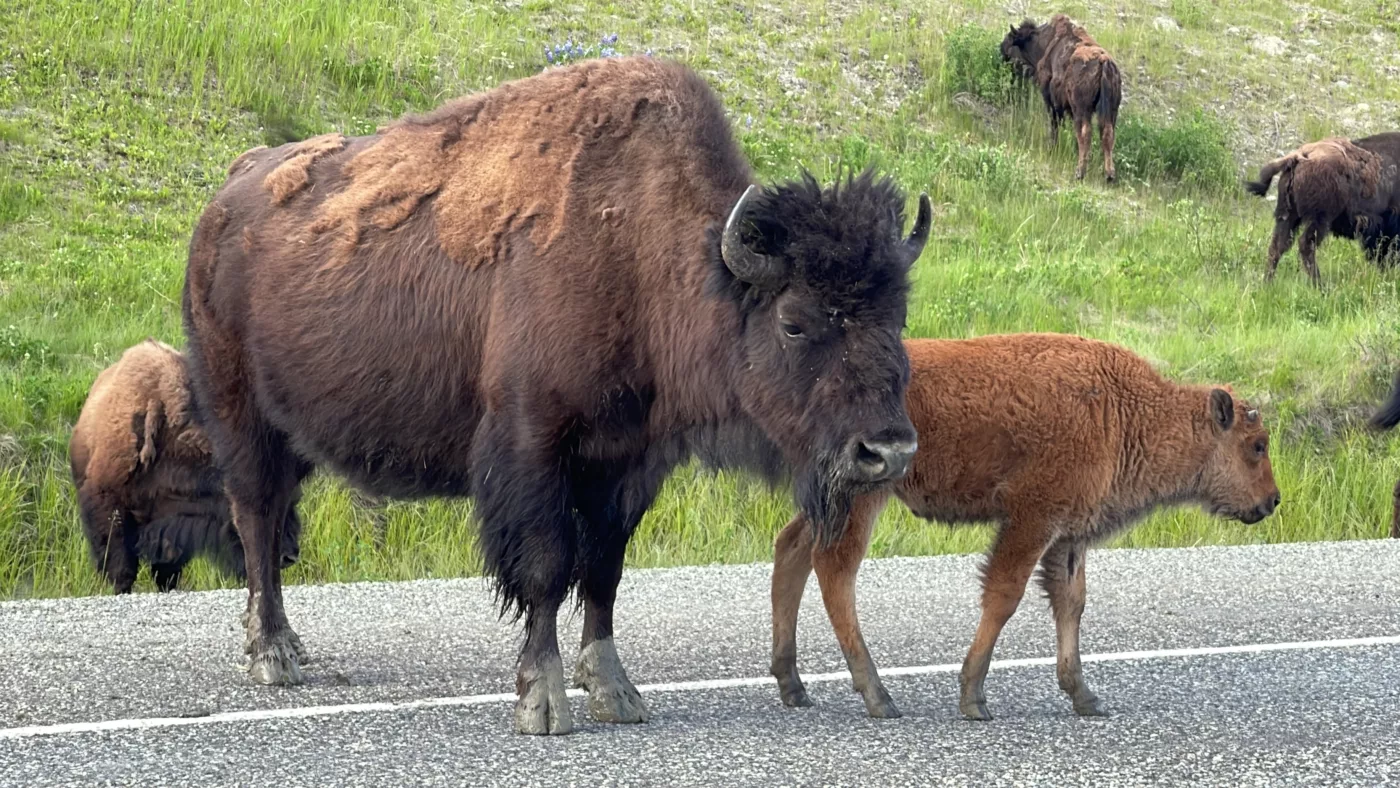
[
  {"xmin": 771, "ymin": 333, "xmax": 1280, "ymax": 720},
  {"xmin": 1246, "ymin": 133, "xmax": 1400, "ymax": 287},
  {"xmin": 69, "ymin": 340, "xmax": 302, "ymax": 593},
  {"xmin": 1002, "ymin": 15, "xmax": 1122, "ymax": 182}
]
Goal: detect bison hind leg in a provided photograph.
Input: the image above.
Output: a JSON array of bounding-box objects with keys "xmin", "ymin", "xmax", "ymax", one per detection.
[{"xmin": 1298, "ymin": 221, "xmax": 1329, "ymax": 287}]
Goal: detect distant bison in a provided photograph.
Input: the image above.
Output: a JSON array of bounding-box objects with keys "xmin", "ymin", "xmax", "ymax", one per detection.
[
  {"xmin": 182, "ymin": 56, "xmax": 930, "ymax": 734},
  {"xmin": 1002, "ymin": 15, "xmax": 1122, "ymax": 181},
  {"xmin": 1245, "ymin": 133, "xmax": 1400, "ymax": 286},
  {"xmin": 1369, "ymin": 372, "xmax": 1400, "ymax": 539},
  {"xmin": 69, "ymin": 340, "xmax": 302, "ymax": 594},
  {"xmin": 771, "ymin": 333, "xmax": 1279, "ymax": 720}
]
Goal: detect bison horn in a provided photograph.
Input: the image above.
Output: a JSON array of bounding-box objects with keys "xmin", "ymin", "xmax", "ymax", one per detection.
[
  {"xmin": 721, "ymin": 184, "xmax": 787, "ymax": 290},
  {"xmin": 901, "ymin": 193, "xmax": 932, "ymax": 268}
]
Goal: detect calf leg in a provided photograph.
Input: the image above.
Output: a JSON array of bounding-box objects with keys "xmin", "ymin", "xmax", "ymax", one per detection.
[
  {"xmin": 471, "ymin": 411, "xmax": 576, "ymax": 735},
  {"xmin": 1073, "ymin": 116, "xmax": 1092, "ymax": 181},
  {"xmin": 570, "ymin": 458, "xmax": 663, "ymax": 725},
  {"xmin": 1100, "ymin": 120, "xmax": 1116, "ymax": 183},
  {"xmin": 771, "ymin": 514, "xmax": 816, "ymax": 708},
  {"xmin": 1299, "ymin": 221, "xmax": 1327, "ymax": 287},
  {"xmin": 960, "ymin": 517, "xmax": 1055, "ymax": 720},
  {"xmin": 1038, "ymin": 538, "xmax": 1104, "ymax": 716},
  {"xmin": 1265, "ymin": 216, "xmax": 1300, "ymax": 281}
]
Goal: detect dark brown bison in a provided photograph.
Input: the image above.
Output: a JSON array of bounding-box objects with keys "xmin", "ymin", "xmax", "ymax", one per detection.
[
  {"xmin": 1245, "ymin": 133, "xmax": 1400, "ymax": 287},
  {"xmin": 770, "ymin": 334, "xmax": 1280, "ymax": 720},
  {"xmin": 1370, "ymin": 372, "xmax": 1400, "ymax": 539},
  {"xmin": 69, "ymin": 340, "xmax": 301, "ymax": 594},
  {"xmin": 181, "ymin": 56, "xmax": 930, "ymax": 735},
  {"xmin": 1001, "ymin": 15, "xmax": 1122, "ymax": 182}
]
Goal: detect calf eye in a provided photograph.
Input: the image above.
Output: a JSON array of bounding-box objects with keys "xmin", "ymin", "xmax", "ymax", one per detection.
[
  {"xmin": 780, "ymin": 321, "xmax": 805, "ymax": 339},
  {"xmin": 1253, "ymin": 439, "xmax": 1267, "ymax": 457}
]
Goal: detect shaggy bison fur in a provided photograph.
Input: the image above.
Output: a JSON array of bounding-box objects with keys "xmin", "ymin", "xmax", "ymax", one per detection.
[
  {"xmin": 1245, "ymin": 133, "xmax": 1400, "ymax": 286},
  {"xmin": 69, "ymin": 340, "xmax": 301, "ymax": 594},
  {"xmin": 770, "ymin": 333, "xmax": 1281, "ymax": 720},
  {"xmin": 1002, "ymin": 15, "xmax": 1122, "ymax": 181},
  {"xmin": 181, "ymin": 56, "xmax": 930, "ymax": 734}
]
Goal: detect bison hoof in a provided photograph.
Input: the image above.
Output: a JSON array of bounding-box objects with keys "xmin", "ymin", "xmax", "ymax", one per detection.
[
  {"xmin": 862, "ymin": 685, "xmax": 902, "ymax": 719},
  {"xmin": 247, "ymin": 633, "xmax": 304, "ymax": 686},
  {"xmin": 516, "ymin": 659, "xmax": 573, "ymax": 735},
  {"xmin": 779, "ymin": 685, "xmax": 814, "ymax": 708},
  {"xmin": 960, "ymin": 699, "xmax": 992, "ymax": 721},
  {"xmin": 573, "ymin": 637, "xmax": 649, "ymax": 724},
  {"xmin": 1073, "ymin": 695, "xmax": 1108, "ymax": 717}
]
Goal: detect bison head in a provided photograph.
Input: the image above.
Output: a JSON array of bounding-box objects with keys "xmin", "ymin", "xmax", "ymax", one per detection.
[
  {"xmin": 1001, "ymin": 20, "xmax": 1043, "ymax": 79},
  {"xmin": 711, "ymin": 168, "xmax": 930, "ymax": 544},
  {"xmin": 1198, "ymin": 389, "xmax": 1280, "ymax": 525}
]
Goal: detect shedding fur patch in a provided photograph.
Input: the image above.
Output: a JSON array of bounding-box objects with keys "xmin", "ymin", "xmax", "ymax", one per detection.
[
  {"xmin": 263, "ymin": 133, "xmax": 348, "ymax": 205},
  {"xmin": 306, "ymin": 58, "xmax": 675, "ymax": 269}
]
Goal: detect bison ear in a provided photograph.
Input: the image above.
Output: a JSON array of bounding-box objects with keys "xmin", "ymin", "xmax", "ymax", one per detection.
[
  {"xmin": 721, "ymin": 184, "xmax": 789, "ymax": 290},
  {"xmin": 1210, "ymin": 388, "xmax": 1235, "ymax": 432}
]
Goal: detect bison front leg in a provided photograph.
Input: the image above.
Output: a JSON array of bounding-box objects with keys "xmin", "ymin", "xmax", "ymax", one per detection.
[
  {"xmin": 1038, "ymin": 538, "xmax": 1104, "ymax": 717},
  {"xmin": 960, "ymin": 515, "xmax": 1054, "ymax": 720},
  {"xmin": 472, "ymin": 416, "xmax": 576, "ymax": 735},
  {"xmin": 811, "ymin": 495, "xmax": 899, "ymax": 718},
  {"xmin": 570, "ymin": 460, "xmax": 659, "ymax": 725},
  {"xmin": 229, "ymin": 468, "xmax": 307, "ymax": 685},
  {"xmin": 771, "ymin": 513, "xmax": 816, "ymax": 708}
]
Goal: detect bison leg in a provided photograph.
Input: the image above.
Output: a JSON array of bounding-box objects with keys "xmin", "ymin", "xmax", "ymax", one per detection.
[
  {"xmin": 471, "ymin": 413, "xmax": 575, "ymax": 735},
  {"xmin": 1391, "ymin": 476, "xmax": 1400, "ymax": 539},
  {"xmin": 1265, "ymin": 216, "xmax": 1300, "ymax": 282},
  {"xmin": 1100, "ymin": 121, "xmax": 1116, "ymax": 183},
  {"xmin": 1073, "ymin": 116, "xmax": 1092, "ymax": 181},
  {"xmin": 151, "ymin": 561, "xmax": 185, "ymax": 593},
  {"xmin": 770, "ymin": 513, "xmax": 816, "ymax": 708},
  {"xmin": 1299, "ymin": 221, "xmax": 1328, "ymax": 288},
  {"xmin": 570, "ymin": 460, "xmax": 661, "ymax": 725},
  {"xmin": 1038, "ymin": 538, "xmax": 1104, "ymax": 717},
  {"xmin": 810, "ymin": 494, "xmax": 899, "ymax": 718},
  {"xmin": 960, "ymin": 517, "xmax": 1054, "ymax": 721}
]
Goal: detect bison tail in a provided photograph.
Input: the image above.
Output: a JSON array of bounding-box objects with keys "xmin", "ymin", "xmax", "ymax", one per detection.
[
  {"xmin": 1372, "ymin": 372, "xmax": 1400, "ymax": 430},
  {"xmin": 1245, "ymin": 156, "xmax": 1291, "ymax": 197},
  {"xmin": 1096, "ymin": 59, "xmax": 1121, "ymax": 128}
]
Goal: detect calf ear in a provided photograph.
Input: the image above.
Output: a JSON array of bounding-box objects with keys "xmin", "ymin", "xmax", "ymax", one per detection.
[{"xmin": 1210, "ymin": 388, "xmax": 1235, "ymax": 432}]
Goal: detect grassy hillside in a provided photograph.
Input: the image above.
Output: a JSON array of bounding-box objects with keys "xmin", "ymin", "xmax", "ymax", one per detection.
[{"xmin": 3, "ymin": 0, "xmax": 1399, "ymax": 598}]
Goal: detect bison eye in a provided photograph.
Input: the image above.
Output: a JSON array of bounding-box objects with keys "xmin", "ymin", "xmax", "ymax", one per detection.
[
  {"xmin": 780, "ymin": 321, "xmax": 805, "ymax": 339},
  {"xmin": 1253, "ymin": 439, "xmax": 1267, "ymax": 457}
]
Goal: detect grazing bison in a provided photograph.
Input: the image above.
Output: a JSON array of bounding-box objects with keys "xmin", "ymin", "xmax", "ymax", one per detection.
[
  {"xmin": 770, "ymin": 333, "xmax": 1280, "ymax": 720},
  {"xmin": 1370, "ymin": 372, "xmax": 1400, "ymax": 539},
  {"xmin": 1245, "ymin": 133, "xmax": 1400, "ymax": 286},
  {"xmin": 1001, "ymin": 15, "xmax": 1122, "ymax": 182},
  {"xmin": 181, "ymin": 56, "xmax": 930, "ymax": 735},
  {"xmin": 69, "ymin": 340, "xmax": 302, "ymax": 594}
]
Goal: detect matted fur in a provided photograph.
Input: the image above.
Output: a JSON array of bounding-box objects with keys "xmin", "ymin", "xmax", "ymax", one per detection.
[
  {"xmin": 181, "ymin": 56, "xmax": 926, "ymax": 723},
  {"xmin": 1002, "ymin": 15, "xmax": 1122, "ymax": 181},
  {"xmin": 1246, "ymin": 132, "xmax": 1400, "ymax": 285},
  {"xmin": 69, "ymin": 340, "xmax": 300, "ymax": 593},
  {"xmin": 770, "ymin": 333, "xmax": 1281, "ymax": 719}
]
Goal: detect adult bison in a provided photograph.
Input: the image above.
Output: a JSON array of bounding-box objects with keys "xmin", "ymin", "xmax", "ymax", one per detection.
[
  {"xmin": 1001, "ymin": 15, "xmax": 1122, "ymax": 182},
  {"xmin": 182, "ymin": 56, "xmax": 930, "ymax": 735},
  {"xmin": 770, "ymin": 333, "xmax": 1279, "ymax": 720},
  {"xmin": 70, "ymin": 340, "xmax": 301, "ymax": 593},
  {"xmin": 1245, "ymin": 133, "xmax": 1400, "ymax": 286}
]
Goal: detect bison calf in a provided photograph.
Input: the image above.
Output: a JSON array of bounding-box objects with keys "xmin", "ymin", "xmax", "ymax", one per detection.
[
  {"xmin": 1246, "ymin": 133, "xmax": 1400, "ymax": 287},
  {"xmin": 1001, "ymin": 15, "xmax": 1121, "ymax": 182},
  {"xmin": 69, "ymin": 340, "xmax": 302, "ymax": 593},
  {"xmin": 770, "ymin": 333, "xmax": 1280, "ymax": 720}
]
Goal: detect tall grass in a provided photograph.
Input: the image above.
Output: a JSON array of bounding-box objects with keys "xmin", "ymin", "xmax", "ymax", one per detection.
[{"xmin": 2, "ymin": 0, "xmax": 1400, "ymax": 598}]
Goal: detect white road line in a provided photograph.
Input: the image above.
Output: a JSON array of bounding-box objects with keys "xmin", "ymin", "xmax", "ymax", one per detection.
[{"xmin": 2, "ymin": 634, "xmax": 1397, "ymax": 740}]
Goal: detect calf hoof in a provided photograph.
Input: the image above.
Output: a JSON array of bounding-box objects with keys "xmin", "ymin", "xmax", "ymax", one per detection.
[
  {"xmin": 247, "ymin": 632, "xmax": 304, "ymax": 686},
  {"xmin": 862, "ymin": 686, "xmax": 902, "ymax": 719},
  {"xmin": 573, "ymin": 637, "xmax": 649, "ymax": 724},
  {"xmin": 960, "ymin": 699, "xmax": 992, "ymax": 721},
  {"xmin": 516, "ymin": 661, "xmax": 573, "ymax": 735}
]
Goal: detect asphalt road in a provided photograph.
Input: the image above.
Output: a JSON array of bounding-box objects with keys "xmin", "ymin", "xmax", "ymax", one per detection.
[{"xmin": 1, "ymin": 540, "xmax": 1397, "ymax": 787}]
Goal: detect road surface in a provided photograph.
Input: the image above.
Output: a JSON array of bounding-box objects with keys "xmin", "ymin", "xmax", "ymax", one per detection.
[{"xmin": 1, "ymin": 540, "xmax": 1397, "ymax": 786}]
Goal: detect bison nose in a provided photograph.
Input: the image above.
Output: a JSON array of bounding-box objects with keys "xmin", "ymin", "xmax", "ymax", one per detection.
[
  {"xmin": 1260, "ymin": 492, "xmax": 1281, "ymax": 518},
  {"xmin": 280, "ymin": 544, "xmax": 300, "ymax": 568},
  {"xmin": 851, "ymin": 437, "xmax": 918, "ymax": 482}
]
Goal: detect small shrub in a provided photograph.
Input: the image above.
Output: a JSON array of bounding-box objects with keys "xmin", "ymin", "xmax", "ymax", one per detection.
[
  {"xmin": 1113, "ymin": 109, "xmax": 1234, "ymax": 189},
  {"xmin": 941, "ymin": 23, "xmax": 1016, "ymax": 106}
]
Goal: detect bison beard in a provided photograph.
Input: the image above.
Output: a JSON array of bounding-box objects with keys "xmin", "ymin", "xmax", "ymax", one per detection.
[{"xmin": 181, "ymin": 57, "xmax": 928, "ymax": 736}]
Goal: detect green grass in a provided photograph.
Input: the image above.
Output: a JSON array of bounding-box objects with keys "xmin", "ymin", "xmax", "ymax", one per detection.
[{"xmin": 3, "ymin": 0, "xmax": 1400, "ymax": 598}]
